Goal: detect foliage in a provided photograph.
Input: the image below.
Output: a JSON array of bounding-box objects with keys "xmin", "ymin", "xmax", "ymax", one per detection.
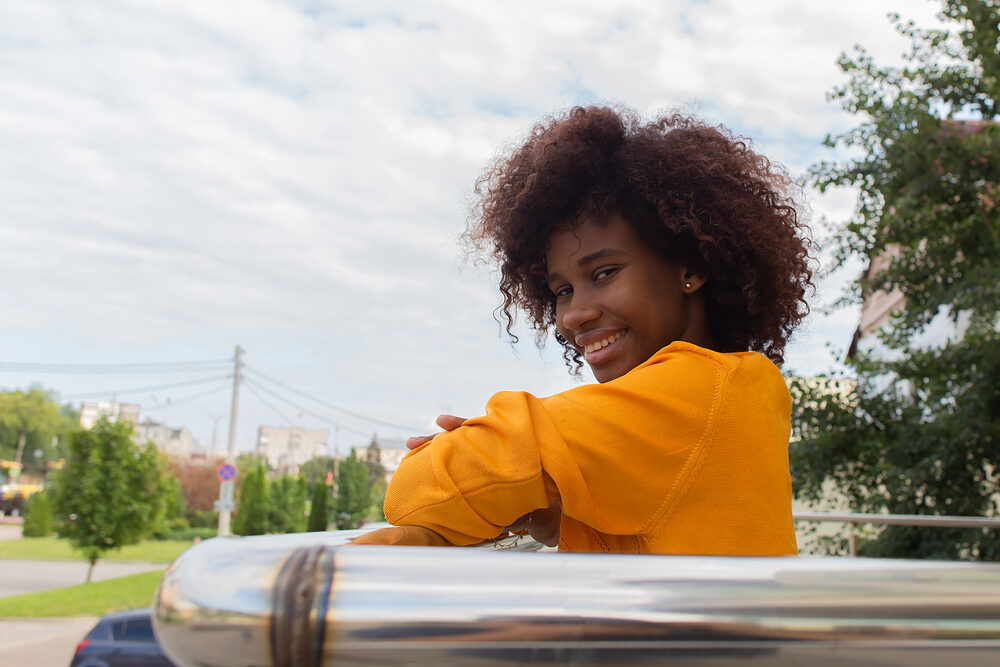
[
  {"xmin": 335, "ymin": 449, "xmax": 371, "ymax": 529},
  {"xmin": 796, "ymin": 0, "xmax": 1000, "ymax": 559},
  {"xmin": 169, "ymin": 459, "xmax": 221, "ymax": 522},
  {"xmin": 300, "ymin": 455, "xmax": 337, "ymax": 493},
  {"xmin": 365, "ymin": 437, "xmax": 386, "ymax": 486},
  {"xmin": 0, "ymin": 387, "xmax": 79, "ymax": 473},
  {"xmin": 307, "ymin": 480, "xmax": 331, "ymax": 532},
  {"xmin": 49, "ymin": 419, "xmax": 168, "ymax": 581},
  {"xmin": 0, "ymin": 569, "xmax": 165, "ymax": 618},
  {"xmin": 232, "ymin": 459, "xmax": 269, "ymax": 536},
  {"xmin": 21, "ymin": 489, "xmax": 53, "ymax": 537},
  {"xmin": 268, "ymin": 474, "xmax": 308, "ymax": 533},
  {"xmin": 149, "ymin": 459, "xmax": 188, "ymax": 538}
]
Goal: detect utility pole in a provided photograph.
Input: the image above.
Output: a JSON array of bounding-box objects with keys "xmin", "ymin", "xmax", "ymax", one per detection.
[{"xmin": 217, "ymin": 345, "xmax": 243, "ymax": 537}]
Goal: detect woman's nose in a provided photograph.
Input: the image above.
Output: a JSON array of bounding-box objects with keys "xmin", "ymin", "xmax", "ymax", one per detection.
[{"xmin": 561, "ymin": 291, "xmax": 601, "ymax": 333}]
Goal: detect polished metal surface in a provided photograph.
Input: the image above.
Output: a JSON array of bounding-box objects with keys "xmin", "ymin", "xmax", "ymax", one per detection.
[{"xmin": 154, "ymin": 531, "xmax": 1000, "ymax": 666}]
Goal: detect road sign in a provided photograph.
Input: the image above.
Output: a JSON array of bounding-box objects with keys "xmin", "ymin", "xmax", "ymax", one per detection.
[
  {"xmin": 217, "ymin": 463, "xmax": 237, "ymax": 482},
  {"xmin": 213, "ymin": 499, "xmax": 236, "ymax": 512}
]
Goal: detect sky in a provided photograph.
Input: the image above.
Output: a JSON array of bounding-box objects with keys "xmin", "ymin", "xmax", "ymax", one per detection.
[{"xmin": 0, "ymin": 0, "xmax": 946, "ymax": 455}]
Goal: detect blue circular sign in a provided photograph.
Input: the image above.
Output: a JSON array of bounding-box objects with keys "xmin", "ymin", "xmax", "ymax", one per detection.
[{"xmin": 217, "ymin": 463, "xmax": 237, "ymax": 482}]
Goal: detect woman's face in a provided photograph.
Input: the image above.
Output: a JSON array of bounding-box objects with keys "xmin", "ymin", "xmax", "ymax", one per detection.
[{"xmin": 545, "ymin": 213, "xmax": 707, "ymax": 382}]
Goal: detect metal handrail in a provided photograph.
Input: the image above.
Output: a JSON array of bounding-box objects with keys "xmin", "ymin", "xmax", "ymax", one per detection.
[
  {"xmin": 793, "ymin": 511, "xmax": 1000, "ymax": 556},
  {"xmin": 153, "ymin": 532, "xmax": 1000, "ymax": 667}
]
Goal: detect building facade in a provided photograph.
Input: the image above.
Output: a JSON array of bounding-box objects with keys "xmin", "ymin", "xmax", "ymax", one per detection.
[{"xmin": 256, "ymin": 426, "xmax": 329, "ymax": 471}]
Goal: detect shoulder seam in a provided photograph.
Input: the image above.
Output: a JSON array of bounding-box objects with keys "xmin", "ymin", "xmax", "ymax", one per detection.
[{"xmin": 643, "ymin": 354, "xmax": 741, "ymax": 537}]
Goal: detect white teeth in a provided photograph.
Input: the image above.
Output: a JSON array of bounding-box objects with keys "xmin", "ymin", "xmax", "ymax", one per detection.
[{"xmin": 584, "ymin": 331, "xmax": 623, "ymax": 354}]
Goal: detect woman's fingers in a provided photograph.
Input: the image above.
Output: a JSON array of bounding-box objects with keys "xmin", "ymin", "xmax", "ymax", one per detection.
[
  {"xmin": 435, "ymin": 414, "xmax": 467, "ymax": 431},
  {"xmin": 405, "ymin": 435, "xmax": 433, "ymax": 450},
  {"xmin": 406, "ymin": 415, "xmax": 468, "ymax": 450}
]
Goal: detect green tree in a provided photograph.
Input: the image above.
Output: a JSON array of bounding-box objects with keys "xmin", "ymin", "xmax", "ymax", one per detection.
[
  {"xmin": 307, "ymin": 480, "xmax": 331, "ymax": 532},
  {"xmin": 335, "ymin": 449, "xmax": 371, "ymax": 529},
  {"xmin": 150, "ymin": 470, "xmax": 189, "ymax": 539},
  {"xmin": 365, "ymin": 437, "xmax": 386, "ymax": 486},
  {"xmin": 50, "ymin": 419, "xmax": 165, "ymax": 581},
  {"xmin": 232, "ymin": 460, "xmax": 269, "ymax": 536},
  {"xmin": 300, "ymin": 455, "xmax": 337, "ymax": 493},
  {"xmin": 21, "ymin": 490, "xmax": 53, "ymax": 537},
  {"xmin": 0, "ymin": 387, "xmax": 78, "ymax": 474},
  {"xmin": 796, "ymin": 0, "xmax": 1000, "ymax": 559},
  {"xmin": 268, "ymin": 474, "xmax": 307, "ymax": 534}
]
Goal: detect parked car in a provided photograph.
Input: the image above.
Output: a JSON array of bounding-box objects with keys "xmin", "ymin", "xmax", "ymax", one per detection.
[{"xmin": 71, "ymin": 608, "xmax": 175, "ymax": 667}]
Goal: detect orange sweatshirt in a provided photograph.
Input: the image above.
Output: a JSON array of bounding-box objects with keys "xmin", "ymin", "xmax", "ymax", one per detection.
[{"xmin": 384, "ymin": 342, "xmax": 797, "ymax": 555}]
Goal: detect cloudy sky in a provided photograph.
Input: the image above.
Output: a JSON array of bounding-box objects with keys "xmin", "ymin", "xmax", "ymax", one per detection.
[{"xmin": 1, "ymin": 0, "xmax": 944, "ymax": 454}]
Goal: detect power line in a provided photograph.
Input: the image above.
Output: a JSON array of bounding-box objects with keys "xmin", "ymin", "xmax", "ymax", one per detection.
[
  {"xmin": 242, "ymin": 379, "xmax": 296, "ymax": 426},
  {"xmin": 242, "ymin": 365, "xmax": 422, "ymax": 432},
  {"xmin": 61, "ymin": 374, "xmax": 233, "ymax": 400},
  {"xmin": 144, "ymin": 382, "xmax": 234, "ymax": 412},
  {"xmin": 242, "ymin": 376, "xmax": 371, "ymax": 438},
  {"xmin": 0, "ymin": 359, "xmax": 232, "ymax": 374}
]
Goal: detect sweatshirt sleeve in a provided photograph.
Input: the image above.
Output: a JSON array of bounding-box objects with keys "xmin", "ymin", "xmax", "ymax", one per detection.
[{"xmin": 383, "ymin": 352, "xmax": 724, "ymax": 545}]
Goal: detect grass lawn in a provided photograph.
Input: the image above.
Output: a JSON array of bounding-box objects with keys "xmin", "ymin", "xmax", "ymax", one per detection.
[
  {"xmin": 0, "ymin": 537, "xmax": 193, "ymax": 563},
  {"xmin": 0, "ymin": 569, "xmax": 166, "ymax": 617}
]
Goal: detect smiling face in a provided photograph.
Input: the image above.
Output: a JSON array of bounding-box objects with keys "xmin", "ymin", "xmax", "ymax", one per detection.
[{"xmin": 545, "ymin": 213, "xmax": 711, "ymax": 382}]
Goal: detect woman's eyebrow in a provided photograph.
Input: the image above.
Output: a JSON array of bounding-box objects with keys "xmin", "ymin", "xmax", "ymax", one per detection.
[
  {"xmin": 577, "ymin": 247, "xmax": 623, "ymax": 265},
  {"xmin": 546, "ymin": 248, "xmax": 624, "ymax": 283}
]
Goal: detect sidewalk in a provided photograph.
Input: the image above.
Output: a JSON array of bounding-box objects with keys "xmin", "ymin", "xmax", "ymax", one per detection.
[{"xmin": 0, "ymin": 616, "xmax": 97, "ymax": 667}]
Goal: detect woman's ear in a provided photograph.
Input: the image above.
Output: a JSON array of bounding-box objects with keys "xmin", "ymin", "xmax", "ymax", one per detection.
[{"xmin": 681, "ymin": 268, "xmax": 708, "ymax": 295}]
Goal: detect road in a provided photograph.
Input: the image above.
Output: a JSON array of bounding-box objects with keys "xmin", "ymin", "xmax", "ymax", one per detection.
[
  {"xmin": 0, "ymin": 521, "xmax": 169, "ymax": 667},
  {"xmin": 0, "ymin": 617, "xmax": 98, "ymax": 667}
]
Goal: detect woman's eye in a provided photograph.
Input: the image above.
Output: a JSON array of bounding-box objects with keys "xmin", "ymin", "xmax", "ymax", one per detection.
[
  {"xmin": 594, "ymin": 267, "xmax": 620, "ymax": 281},
  {"xmin": 552, "ymin": 285, "xmax": 572, "ymax": 298}
]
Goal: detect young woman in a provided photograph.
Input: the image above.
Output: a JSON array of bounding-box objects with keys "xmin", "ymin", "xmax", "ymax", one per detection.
[{"xmin": 356, "ymin": 106, "xmax": 813, "ymax": 554}]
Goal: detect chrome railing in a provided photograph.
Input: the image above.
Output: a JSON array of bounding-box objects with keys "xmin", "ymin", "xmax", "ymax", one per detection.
[
  {"xmin": 153, "ymin": 529, "xmax": 1000, "ymax": 667},
  {"xmin": 794, "ymin": 511, "xmax": 1000, "ymax": 556}
]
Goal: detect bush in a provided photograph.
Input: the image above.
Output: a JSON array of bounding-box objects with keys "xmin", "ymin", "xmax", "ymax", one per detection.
[
  {"xmin": 22, "ymin": 491, "xmax": 53, "ymax": 537},
  {"xmin": 154, "ymin": 525, "xmax": 217, "ymax": 542}
]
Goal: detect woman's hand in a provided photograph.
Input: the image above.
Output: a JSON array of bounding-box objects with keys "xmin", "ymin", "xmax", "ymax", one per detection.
[
  {"xmin": 507, "ymin": 500, "xmax": 562, "ymax": 547},
  {"xmin": 405, "ymin": 414, "xmax": 467, "ymax": 450}
]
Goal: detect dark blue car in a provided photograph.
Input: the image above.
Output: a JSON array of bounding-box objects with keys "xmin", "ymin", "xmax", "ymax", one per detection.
[{"xmin": 70, "ymin": 608, "xmax": 175, "ymax": 667}]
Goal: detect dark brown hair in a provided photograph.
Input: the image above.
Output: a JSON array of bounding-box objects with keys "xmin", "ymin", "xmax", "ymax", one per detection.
[{"xmin": 469, "ymin": 105, "xmax": 813, "ymax": 369}]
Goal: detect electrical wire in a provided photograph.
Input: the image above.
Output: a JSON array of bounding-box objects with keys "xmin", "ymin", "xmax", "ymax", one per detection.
[
  {"xmin": 61, "ymin": 374, "xmax": 233, "ymax": 400},
  {"xmin": 0, "ymin": 359, "xmax": 233, "ymax": 374},
  {"xmin": 144, "ymin": 382, "xmax": 234, "ymax": 411},
  {"xmin": 242, "ymin": 365, "xmax": 423, "ymax": 432},
  {"xmin": 242, "ymin": 379, "xmax": 297, "ymax": 426},
  {"xmin": 241, "ymin": 376, "xmax": 372, "ymax": 438}
]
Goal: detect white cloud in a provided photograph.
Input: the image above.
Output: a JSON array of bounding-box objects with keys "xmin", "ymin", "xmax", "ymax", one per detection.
[{"xmin": 0, "ymin": 0, "xmax": 948, "ymax": 449}]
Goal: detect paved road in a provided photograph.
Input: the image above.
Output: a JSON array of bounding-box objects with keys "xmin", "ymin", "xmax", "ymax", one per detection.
[
  {"xmin": 0, "ymin": 521, "xmax": 169, "ymax": 666},
  {"xmin": 0, "ymin": 616, "xmax": 98, "ymax": 667},
  {"xmin": 0, "ymin": 559, "xmax": 166, "ymax": 598}
]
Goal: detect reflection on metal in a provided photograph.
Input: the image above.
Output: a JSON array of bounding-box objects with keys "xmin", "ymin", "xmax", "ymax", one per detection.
[{"xmin": 154, "ymin": 530, "xmax": 1000, "ymax": 667}]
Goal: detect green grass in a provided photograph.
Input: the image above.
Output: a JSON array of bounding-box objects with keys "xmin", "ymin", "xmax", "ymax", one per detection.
[
  {"xmin": 0, "ymin": 569, "xmax": 166, "ymax": 617},
  {"xmin": 0, "ymin": 537, "xmax": 193, "ymax": 563}
]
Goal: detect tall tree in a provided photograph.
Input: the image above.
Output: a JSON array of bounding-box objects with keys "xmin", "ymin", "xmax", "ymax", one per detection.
[
  {"xmin": 299, "ymin": 455, "xmax": 337, "ymax": 493},
  {"xmin": 795, "ymin": 0, "xmax": 1000, "ymax": 559},
  {"xmin": 50, "ymin": 418, "xmax": 165, "ymax": 581},
  {"xmin": 0, "ymin": 387, "xmax": 78, "ymax": 474},
  {"xmin": 232, "ymin": 460, "xmax": 269, "ymax": 536},
  {"xmin": 268, "ymin": 474, "xmax": 308, "ymax": 534},
  {"xmin": 307, "ymin": 479, "xmax": 331, "ymax": 532},
  {"xmin": 334, "ymin": 449, "xmax": 371, "ymax": 530},
  {"xmin": 365, "ymin": 436, "xmax": 386, "ymax": 486}
]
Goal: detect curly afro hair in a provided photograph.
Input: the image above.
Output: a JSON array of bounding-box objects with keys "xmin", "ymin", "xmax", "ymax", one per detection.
[{"xmin": 469, "ymin": 105, "xmax": 813, "ymax": 370}]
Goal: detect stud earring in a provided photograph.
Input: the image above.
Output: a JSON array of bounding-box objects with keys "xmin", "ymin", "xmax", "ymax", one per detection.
[{"xmin": 684, "ymin": 282, "xmax": 693, "ymax": 290}]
